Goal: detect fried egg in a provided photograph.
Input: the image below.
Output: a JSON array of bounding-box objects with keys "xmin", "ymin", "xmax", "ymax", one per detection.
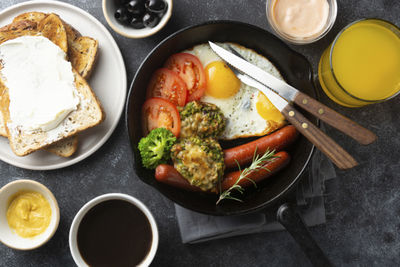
[{"xmin": 184, "ymin": 43, "xmax": 286, "ymax": 140}]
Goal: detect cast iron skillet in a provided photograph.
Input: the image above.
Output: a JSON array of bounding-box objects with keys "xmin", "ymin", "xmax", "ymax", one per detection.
[{"xmin": 126, "ymin": 21, "xmax": 331, "ymax": 266}]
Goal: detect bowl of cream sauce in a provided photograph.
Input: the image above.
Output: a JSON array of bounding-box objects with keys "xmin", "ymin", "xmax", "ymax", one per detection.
[{"xmin": 266, "ymin": 0, "xmax": 337, "ymax": 44}]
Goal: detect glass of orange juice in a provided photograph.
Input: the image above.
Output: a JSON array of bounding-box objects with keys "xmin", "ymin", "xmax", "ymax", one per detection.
[{"xmin": 318, "ymin": 19, "xmax": 400, "ymax": 107}]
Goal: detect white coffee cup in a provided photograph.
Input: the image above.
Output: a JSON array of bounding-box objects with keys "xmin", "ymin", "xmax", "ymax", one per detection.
[{"xmin": 69, "ymin": 193, "xmax": 159, "ymax": 267}]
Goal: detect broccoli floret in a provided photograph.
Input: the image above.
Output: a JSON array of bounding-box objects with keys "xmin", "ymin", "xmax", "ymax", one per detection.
[{"xmin": 138, "ymin": 128, "xmax": 177, "ymax": 169}]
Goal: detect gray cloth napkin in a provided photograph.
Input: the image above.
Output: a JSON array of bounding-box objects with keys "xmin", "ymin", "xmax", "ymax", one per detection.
[{"xmin": 174, "ymin": 147, "xmax": 337, "ymax": 244}]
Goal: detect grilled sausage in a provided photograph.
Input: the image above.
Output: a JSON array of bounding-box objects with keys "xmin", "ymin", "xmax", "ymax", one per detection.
[
  {"xmin": 221, "ymin": 151, "xmax": 290, "ymax": 190},
  {"xmin": 223, "ymin": 125, "xmax": 298, "ymax": 170},
  {"xmin": 155, "ymin": 164, "xmax": 202, "ymax": 192},
  {"xmin": 155, "ymin": 151, "xmax": 290, "ymax": 192}
]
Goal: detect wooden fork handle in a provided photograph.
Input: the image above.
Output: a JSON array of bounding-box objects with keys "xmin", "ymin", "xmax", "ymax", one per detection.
[
  {"xmin": 281, "ymin": 105, "xmax": 358, "ymax": 170},
  {"xmin": 293, "ymin": 91, "xmax": 377, "ymax": 145}
]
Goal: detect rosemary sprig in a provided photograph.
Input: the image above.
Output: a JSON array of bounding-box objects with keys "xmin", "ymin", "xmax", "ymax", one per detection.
[{"xmin": 216, "ymin": 149, "xmax": 276, "ymax": 205}]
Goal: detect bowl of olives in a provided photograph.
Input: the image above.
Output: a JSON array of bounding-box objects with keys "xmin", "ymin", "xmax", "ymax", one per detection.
[{"xmin": 102, "ymin": 0, "xmax": 172, "ymax": 38}]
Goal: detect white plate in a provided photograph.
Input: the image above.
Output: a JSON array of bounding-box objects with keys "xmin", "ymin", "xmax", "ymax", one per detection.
[{"xmin": 0, "ymin": 0, "xmax": 127, "ymax": 170}]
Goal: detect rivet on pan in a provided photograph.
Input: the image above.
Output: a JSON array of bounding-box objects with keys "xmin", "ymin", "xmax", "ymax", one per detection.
[
  {"xmin": 302, "ymin": 123, "xmax": 308, "ymax": 129},
  {"xmin": 302, "ymin": 99, "xmax": 308, "ymax": 104},
  {"xmin": 318, "ymin": 108, "xmax": 324, "ymax": 114},
  {"xmin": 289, "ymin": 111, "xmax": 295, "ymax": 117}
]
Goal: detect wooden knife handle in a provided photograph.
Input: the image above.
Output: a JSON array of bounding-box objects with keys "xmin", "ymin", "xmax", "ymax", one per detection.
[
  {"xmin": 282, "ymin": 105, "xmax": 358, "ymax": 170},
  {"xmin": 293, "ymin": 91, "xmax": 377, "ymax": 145}
]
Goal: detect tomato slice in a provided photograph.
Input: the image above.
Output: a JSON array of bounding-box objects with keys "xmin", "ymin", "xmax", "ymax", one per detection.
[
  {"xmin": 164, "ymin": 53, "xmax": 206, "ymax": 102},
  {"xmin": 146, "ymin": 68, "xmax": 187, "ymax": 107},
  {"xmin": 142, "ymin": 97, "xmax": 181, "ymax": 137}
]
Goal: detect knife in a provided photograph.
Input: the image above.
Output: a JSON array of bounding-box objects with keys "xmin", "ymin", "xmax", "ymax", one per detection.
[
  {"xmin": 227, "ymin": 61, "xmax": 358, "ymax": 169},
  {"xmin": 208, "ymin": 41, "xmax": 377, "ymax": 146}
]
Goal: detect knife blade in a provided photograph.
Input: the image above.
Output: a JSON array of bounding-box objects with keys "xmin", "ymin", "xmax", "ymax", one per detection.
[
  {"xmin": 221, "ymin": 50, "xmax": 358, "ymax": 170},
  {"xmin": 209, "ymin": 41, "xmax": 298, "ymax": 101},
  {"xmin": 208, "ymin": 41, "xmax": 377, "ymax": 146},
  {"xmin": 234, "ymin": 71, "xmax": 288, "ymax": 111}
]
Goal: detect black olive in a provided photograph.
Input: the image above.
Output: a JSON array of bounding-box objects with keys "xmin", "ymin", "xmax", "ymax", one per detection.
[
  {"xmin": 127, "ymin": 0, "xmax": 146, "ymax": 17},
  {"xmin": 114, "ymin": 7, "xmax": 131, "ymax": 24},
  {"xmin": 145, "ymin": 0, "xmax": 167, "ymax": 14},
  {"xmin": 130, "ymin": 16, "xmax": 145, "ymax": 29},
  {"xmin": 142, "ymin": 12, "xmax": 161, "ymax": 28}
]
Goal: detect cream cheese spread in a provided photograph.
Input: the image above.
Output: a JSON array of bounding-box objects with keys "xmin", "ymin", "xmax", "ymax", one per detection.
[{"xmin": 0, "ymin": 35, "xmax": 79, "ymax": 132}]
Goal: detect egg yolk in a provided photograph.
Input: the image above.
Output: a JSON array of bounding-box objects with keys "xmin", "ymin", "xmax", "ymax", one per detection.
[
  {"xmin": 256, "ymin": 92, "xmax": 285, "ymax": 122},
  {"xmin": 205, "ymin": 61, "xmax": 241, "ymax": 98}
]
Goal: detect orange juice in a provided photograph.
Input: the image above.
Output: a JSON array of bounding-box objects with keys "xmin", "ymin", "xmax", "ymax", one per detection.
[{"xmin": 318, "ymin": 19, "xmax": 400, "ymax": 107}]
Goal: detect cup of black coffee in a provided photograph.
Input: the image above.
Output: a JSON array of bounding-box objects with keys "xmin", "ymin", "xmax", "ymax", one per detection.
[{"xmin": 69, "ymin": 193, "xmax": 158, "ymax": 267}]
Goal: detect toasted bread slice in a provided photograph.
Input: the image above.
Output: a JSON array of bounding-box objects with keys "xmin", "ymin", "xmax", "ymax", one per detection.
[
  {"xmin": 68, "ymin": 36, "xmax": 98, "ymax": 79},
  {"xmin": 61, "ymin": 20, "xmax": 98, "ymax": 79},
  {"xmin": 0, "ymin": 17, "xmax": 77, "ymax": 157},
  {"xmin": 37, "ymin": 14, "xmax": 68, "ymax": 53},
  {"xmin": 13, "ymin": 12, "xmax": 98, "ymax": 79},
  {"xmin": 0, "ymin": 69, "xmax": 104, "ymax": 156},
  {"xmin": 45, "ymin": 136, "xmax": 79, "ymax": 157},
  {"xmin": 6, "ymin": 12, "xmax": 99, "ymax": 157}
]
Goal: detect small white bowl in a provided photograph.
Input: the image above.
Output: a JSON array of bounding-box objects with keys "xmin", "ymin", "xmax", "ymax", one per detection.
[
  {"xmin": 69, "ymin": 193, "xmax": 159, "ymax": 267},
  {"xmin": 0, "ymin": 179, "xmax": 60, "ymax": 250},
  {"xmin": 102, "ymin": 0, "xmax": 173, "ymax": 38}
]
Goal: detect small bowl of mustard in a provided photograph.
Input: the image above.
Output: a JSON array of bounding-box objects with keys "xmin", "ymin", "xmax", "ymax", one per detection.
[{"xmin": 0, "ymin": 179, "xmax": 60, "ymax": 250}]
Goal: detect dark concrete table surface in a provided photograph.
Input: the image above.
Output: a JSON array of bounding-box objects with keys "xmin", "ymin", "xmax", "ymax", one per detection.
[{"xmin": 0, "ymin": 0, "xmax": 399, "ymax": 266}]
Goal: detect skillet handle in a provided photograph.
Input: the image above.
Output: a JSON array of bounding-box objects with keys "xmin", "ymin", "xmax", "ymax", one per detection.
[{"xmin": 277, "ymin": 204, "xmax": 332, "ymax": 267}]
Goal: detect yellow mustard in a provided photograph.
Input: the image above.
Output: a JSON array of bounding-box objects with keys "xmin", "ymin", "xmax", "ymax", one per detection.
[{"xmin": 6, "ymin": 191, "xmax": 51, "ymax": 238}]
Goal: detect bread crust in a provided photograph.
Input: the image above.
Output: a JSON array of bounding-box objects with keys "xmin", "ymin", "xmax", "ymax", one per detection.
[{"xmin": 12, "ymin": 12, "xmax": 47, "ymax": 24}]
